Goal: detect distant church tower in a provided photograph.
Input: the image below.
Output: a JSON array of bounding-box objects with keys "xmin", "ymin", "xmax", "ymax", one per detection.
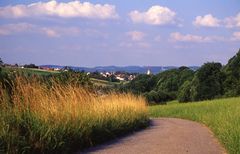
[{"xmin": 147, "ymin": 68, "xmax": 151, "ymax": 75}]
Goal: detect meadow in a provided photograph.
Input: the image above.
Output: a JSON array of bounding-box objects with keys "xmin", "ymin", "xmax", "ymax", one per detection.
[
  {"xmin": 90, "ymin": 78, "xmax": 120, "ymax": 87},
  {"xmin": 0, "ymin": 76, "xmax": 149, "ymax": 153},
  {"xmin": 2, "ymin": 67, "xmax": 59, "ymax": 76},
  {"xmin": 149, "ymin": 97, "xmax": 240, "ymax": 154}
]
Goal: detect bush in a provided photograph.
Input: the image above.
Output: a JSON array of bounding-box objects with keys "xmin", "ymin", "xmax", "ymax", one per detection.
[
  {"xmin": 144, "ymin": 90, "xmax": 173, "ymax": 104},
  {"xmin": 23, "ymin": 64, "xmax": 38, "ymax": 69}
]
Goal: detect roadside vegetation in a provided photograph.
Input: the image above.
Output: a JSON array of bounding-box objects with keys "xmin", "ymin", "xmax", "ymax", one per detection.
[
  {"xmin": 149, "ymin": 97, "xmax": 240, "ymax": 154},
  {"xmin": 0, "ymin": 69, "xmax": 149, "ymax": 153}
]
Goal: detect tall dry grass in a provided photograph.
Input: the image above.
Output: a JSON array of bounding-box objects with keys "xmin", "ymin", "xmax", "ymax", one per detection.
[{"xmin": 0, "ymin": 76, "xmax": 149, "ymax": 153}]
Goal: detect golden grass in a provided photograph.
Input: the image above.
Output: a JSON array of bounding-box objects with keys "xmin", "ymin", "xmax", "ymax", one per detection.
[{"xmin": 0, "ymin": 76, "xmax": 149, "ymax": 153}]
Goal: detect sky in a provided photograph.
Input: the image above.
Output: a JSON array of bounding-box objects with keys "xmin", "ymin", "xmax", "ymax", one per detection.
[{"xmin": 0, "ymin": 0, "xmax": 239, "ymax": 67}]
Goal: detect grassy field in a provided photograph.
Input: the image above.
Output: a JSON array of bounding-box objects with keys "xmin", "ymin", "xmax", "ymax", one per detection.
[
  {"xmin": 90, "ymin": 78, "xmax": 120, "ymax": 87},
  {"xmin": 149, "ymin": 97, "xmax": 240, "ymax": 154},
  {"xmin": 2, "ymin": 67, "xmax": 58, "ymax": 76},
  {"xmin": 0, "ymin": 76, "xmax": 149, "ymax": 153}
]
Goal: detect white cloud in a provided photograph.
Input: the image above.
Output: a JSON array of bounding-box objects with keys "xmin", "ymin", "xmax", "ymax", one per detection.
[
  {"xmin": 126, "ymin": 31, "xmax": 145, "ymax": 41},
  {"xmin": 119, "ymin": 42, "xmax": 150, "ymax": 49},
  {"xmin": 42, "ymin": 28, "xmax": 60, "ymax": 38},
  {"xmin": 129, "ymin": 5, "xmax": 177, "ymax": 25},
  {"xmin": 0, "ymin": 1, "xmax": 118, "ymax": 19},
  {"xmin": 231, "ymin": 31, "xmax": 240, "ymax": 41},
  {"xmin": 0, "ymin": 23, "xmax": 81, "ymax": 37},
  {"xmin": 0, "ymin": 23, "xmax": 34, "ymax": 35},
  {"xmin": 170, "ymin": 32, "xmax": 225, "ymax": 43},
  {"xmin": 193, "ymin": 14, "xmax": 220, "ymax": 27},
  {"xmin": 224, "ymin": 13, "xmax": 240, "ymax": 28},
  {"xmin": 193, "ymin": 12, "xmax": 240, "ymax": 28}
]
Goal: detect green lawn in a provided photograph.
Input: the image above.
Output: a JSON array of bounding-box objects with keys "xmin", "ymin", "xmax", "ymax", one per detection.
[
  {"xmin": 2, "ymin": 67, "xmax": 58, "ymax": 76},
  {"xmin": 149, "ymin": 97, "xmax": 240, "ymax": 154}
]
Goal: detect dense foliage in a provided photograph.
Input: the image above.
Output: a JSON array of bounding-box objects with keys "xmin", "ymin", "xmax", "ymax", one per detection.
[
  {"xmin": 121, "ymin": 67, "xmax": 194, "ymax": 104},
  {"xmin": 188, "ymin": 62, "xmax": 224, "ymax": 101},
  {"xmin": 155, "ymin": 67, "xmax": 194, "ymax": 98},
  {"xmin": 123, "ymin": 74, "xmax": 157, "ymax": 94},
  {"xmin": 223, "ymin": 49, "xmax": 240, "ymax": 96},
  {"xmin": 123, "ymin": 49, "xmax": 240, "ymax": 103},
  {"xmin": 23, "ymin": 63, "xmax": 39, "ymax": 68}
]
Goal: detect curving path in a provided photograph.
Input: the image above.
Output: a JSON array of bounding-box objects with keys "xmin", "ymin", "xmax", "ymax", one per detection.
[{"xmin": 81, "ymin": 118, "xmax": 226, "ymax": 154}]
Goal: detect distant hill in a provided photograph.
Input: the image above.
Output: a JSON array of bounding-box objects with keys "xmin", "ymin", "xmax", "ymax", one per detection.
[{"xmin": 40, "ymin": 65, "xmax": 199, "ymax": 74}]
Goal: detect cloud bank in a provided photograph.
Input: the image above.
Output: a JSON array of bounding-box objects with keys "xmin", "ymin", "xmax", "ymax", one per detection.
[
  {"xmin": 0, "ymin": 0, "xmax": 118, "ymax": 19},
  {"xmin": 170, "ymin": 32, "xmax": 225, "ymax": 43},
  {"xmin": 0, "ymin": 23, "xmax": 81, "ymax": 37}
]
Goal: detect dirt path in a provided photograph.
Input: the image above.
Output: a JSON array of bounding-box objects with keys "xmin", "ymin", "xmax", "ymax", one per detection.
[{"xmin": 81, "ymin": 118, "xmax": 226, "ymax": 154}]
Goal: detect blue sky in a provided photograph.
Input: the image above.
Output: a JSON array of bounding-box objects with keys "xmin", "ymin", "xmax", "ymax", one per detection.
[{"xmin": 0, "ymin": 0, "xmax": 239, "ymax": 67}]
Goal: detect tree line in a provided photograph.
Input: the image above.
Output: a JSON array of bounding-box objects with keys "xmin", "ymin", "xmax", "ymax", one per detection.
[{"xmin": 120, "ymin": 49, "xmax": 240, "ymax": 104}]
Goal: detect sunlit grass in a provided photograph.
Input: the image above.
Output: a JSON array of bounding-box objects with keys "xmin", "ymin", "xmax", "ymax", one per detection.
[
  {"xmin": 149, "ymin": 98, "xmax": 240, "ymax": 154},
  {"xmin": 0, "ymin": 77, "xmax": 149, "ymax": 153}
]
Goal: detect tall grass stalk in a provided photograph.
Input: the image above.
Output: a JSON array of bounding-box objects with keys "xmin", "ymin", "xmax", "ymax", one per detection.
[{"xmin": 0, "ymin": 77, "xmax": 149, "ymax": 153}]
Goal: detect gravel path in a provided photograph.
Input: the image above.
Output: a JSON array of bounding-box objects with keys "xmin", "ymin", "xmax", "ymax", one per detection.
[{"xmin": 81, "ymin": 118, "xmax": 226, "ymax": 154}]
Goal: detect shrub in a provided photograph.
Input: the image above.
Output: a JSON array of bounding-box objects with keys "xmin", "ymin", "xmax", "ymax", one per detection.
[
  {"xmin": 144, "ymin": 90, "xmax": 172, "ymax": 104},
  {"xmin": 23, "ymin": 64, "xmax": 38, "ymax": 69}
]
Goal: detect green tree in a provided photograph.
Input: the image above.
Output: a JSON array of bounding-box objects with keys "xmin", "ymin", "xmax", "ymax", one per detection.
[
  {"xmin": 24, "ymin": 63, "xmax": 38, "ymax": 68},
  {"xmin": 125, "ymin": 74, "xmax": 157, "ymax": 94},
  {"xmin": 155, "ymin": 67, "xmax": 194, "ymax": 99},
  {"xmin": 223, "ymin": 49, "xmax": 240, "ymax": 96},
  {"xmin": 190, "ymin": 62, "xmax": 224, "ymax": 101},
  {"xmin": 178, "ymin": 81, "xmax": 192, "ymax": 102}
]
